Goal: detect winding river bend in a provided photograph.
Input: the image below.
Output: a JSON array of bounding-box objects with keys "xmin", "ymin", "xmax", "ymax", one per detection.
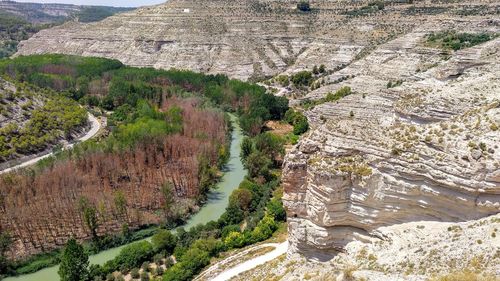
[{"xmin": 5, "ymin": 114, "xmax": 246, "ymax": 281}]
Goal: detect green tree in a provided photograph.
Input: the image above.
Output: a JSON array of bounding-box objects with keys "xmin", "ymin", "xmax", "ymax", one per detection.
[
  {"xmin": 58, "ymin": 238, "xmax": 89, "ymax": 281},
  {"xmin": 114, "ymin": 191, "xmax": 127, "ymax": 219},
  {"xmin": 293, "ymin": 114, "xmax": 309, "ymax": 135},
  {"xmin": 267, "ymin": 198, "xmax": 286, "ymax": 221},
  {"xmin": 151, "ymin": 230, "xmax": 177, "ymax": 254},
  {"xmin": 0, "ymin": 231, "xmax": 12, "ymax": 274},
  {"xmin": 240, "ymin": 137, "xmax": 254, "ymax": 161},
  {"xmin": 245, "ymin": 152, "xmax": 272, "ymax": 179},
  {"xmin": 161, "ymin": 182, "xmax": 175, "ymax": 218},
  {"xmin": 78, "ymin": 197, "xmax": 99, "ymax": 240}
]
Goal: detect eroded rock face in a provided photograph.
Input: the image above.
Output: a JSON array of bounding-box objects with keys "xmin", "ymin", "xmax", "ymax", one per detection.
[
  {"xmin": 283, "ymin": 22, "xmax": 500, "ymax": 260},
  {"xmin": 16, "ymin": 0, "xmax": 424, "ymax": 81}
]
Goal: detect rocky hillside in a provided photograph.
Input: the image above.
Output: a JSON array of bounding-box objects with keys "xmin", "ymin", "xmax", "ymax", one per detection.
[
  {"xmin": 15, "ymin": 0, "xmax": 499, "ymax": 81},
  {"xmin": 0, "ymin": 1, "xmax": 133, "ymax": 58},
  {"xmin": 0, "ymin": 1, "xmax": 133, "ymax": 24}
]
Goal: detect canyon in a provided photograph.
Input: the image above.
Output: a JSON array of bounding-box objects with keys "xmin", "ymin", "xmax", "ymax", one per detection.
[{"xmin": 13, "ymin": 0, "xmax": 500, "ymax": 279}]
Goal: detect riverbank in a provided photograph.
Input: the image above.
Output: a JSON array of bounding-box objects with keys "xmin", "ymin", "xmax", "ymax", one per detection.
[{"xmin": 3, "ymin": 114, "xmax": 246, "ymax": 281}]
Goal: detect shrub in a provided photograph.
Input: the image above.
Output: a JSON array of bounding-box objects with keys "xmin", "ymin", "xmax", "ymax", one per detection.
[
  {"xmin": 151, "ymin": 230, "xmax": 177, "ymax": 255},
  {"xmin": 130, "ymin": 268, "xmax": 140, "ymax": 279},
  {"xmin": 291, "ymin": 71, "xmax": 313, "ymax": 86},
  {"xmin": 112, "ymin": 241, "xmax": 154, "ymax": 271},
  {"xmin": 297, "ymin": 1, "xmax": 311, "ymax": 12}
]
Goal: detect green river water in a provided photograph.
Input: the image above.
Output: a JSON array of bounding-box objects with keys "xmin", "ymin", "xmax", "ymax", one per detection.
[{"xmin": 5, "ymin": 115, "xmax": 246, "ymax": 281}]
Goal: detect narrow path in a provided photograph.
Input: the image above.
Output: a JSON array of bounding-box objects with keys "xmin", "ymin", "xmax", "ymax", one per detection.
[
  {"xmin": 201, "ymin": 241, "xmax": 288, "ymax": 281},
  {"xmin": 0, "ymin": 113, "xmax": 101, "ymax": 174}
]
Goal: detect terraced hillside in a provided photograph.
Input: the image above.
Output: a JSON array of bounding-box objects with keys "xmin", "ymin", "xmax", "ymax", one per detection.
[{"xmin": 16, "ymin": 0, "xmax": 499, "ymax": 81}]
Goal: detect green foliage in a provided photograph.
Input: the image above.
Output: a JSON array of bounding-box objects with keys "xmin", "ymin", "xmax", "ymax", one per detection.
[
  {"xmin": 426, "ymin": 31, "xmax": 498, "ymax": 51},
  {"xmin": 0, "ymin": 54, "xmax": 288, "ymax": 136},
  {"xmin": 105, "ymin": 241, "xmax": 154, "ymax": 272},
  {"xmin": 240, "ymin": 137, "xmax": 254, "ymax": 161},
  {"xmin": 58, "ymin": 238, "xmax": 89, "ymax": 281},
  {"xmin": 325, "ymin": 86, "xmax": 352, "ymax": 102},
  {"xmin": 0, "ymin": 94, "xmax": 87, "ymax": 160},
  {"xmin": 344, "ymin": 1, "xmax": 384, "ymax": 17},
  {"xmin": 151, "ymin": 230, "xmax": 177, "ymax": 255},
  {"xmin": 78, "ymin": 197, "xmax": 99, "ymax": 240},
  {"xmin": 284, "ymin": 109, "xmax": 309, "ymax": 135},
  {"xmin": 291, "ymin": 71, "xmax": 313, "ymax": 87},
  {"xmin": 245, "ymin": 151, "xmax": 273, "ymax": 179},
  {"xmin": 267, "ymin": 197, "xmax": 286, "ymax": 222},
  {"xmin": 162, "ymin": 248, "xmax": 210, "ymax": 281},
  {"xmin": 74, "ymin": 7, "xmax": 133, "ymax": 23}
]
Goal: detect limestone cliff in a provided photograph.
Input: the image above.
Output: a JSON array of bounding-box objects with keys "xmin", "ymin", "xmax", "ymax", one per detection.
[
  {"xmin": 16, "ymin": 0, "xmax": 419, "ymax": 81},
  {"xmin": 282, "ymin": 20, "xmax": 500, "ymax": 261}
]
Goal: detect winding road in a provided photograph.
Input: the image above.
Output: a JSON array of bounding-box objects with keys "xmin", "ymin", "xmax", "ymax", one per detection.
[
  {"xmin": 197, "ymin": 241, "xmax": 289, "ymax": 281},
  {"xmin": 0, "ymin": 113, "xmax": 101, "ymax": 174}
]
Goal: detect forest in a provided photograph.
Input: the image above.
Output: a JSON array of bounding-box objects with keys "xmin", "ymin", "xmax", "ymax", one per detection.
[
  {"xmin": 0, "ymin": 81, "xmax": 88, "ymax": 162},
  {"xmin": 0, "ymin": 54, "xmax": 290, "ymax": 278},
  {"xmin": 55, "ymin": 103, "xmax": 290, "ymax": 281}
]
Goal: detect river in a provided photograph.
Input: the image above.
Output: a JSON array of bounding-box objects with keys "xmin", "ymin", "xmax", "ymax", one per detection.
[{"xmin": 5, "ymin": 114, "xmax": 246, "ymax": 281}]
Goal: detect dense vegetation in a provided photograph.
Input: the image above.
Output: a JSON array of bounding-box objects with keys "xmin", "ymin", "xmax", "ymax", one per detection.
[
  {"xmin": 0, "ymin": 10, "xmax": 46, "ymax": 58},
  {"xmin": 0, "ymin": 82, "xmax": 88, "ymax": 161},
  {"xmin": 344, "ymin": 1, "xmax": 385, "ymax": 17},
  {"xmin": 0, "ymin": 54, "xmax": 288, "ymax": 136},
  {"xmin": 0, "ymin": 54, "xmax": 289, "ymax": 279},
  {"xmin": 57, "ymin": 115, "xmax": 289, "ymax": 281},
  {"xmin": 426, "ymin": 31, "xmax": 498, "ymax": 51}
]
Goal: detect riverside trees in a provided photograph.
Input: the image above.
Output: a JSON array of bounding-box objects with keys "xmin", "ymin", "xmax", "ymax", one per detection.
[
  {"xmin": 58, "ymin": 238, "xmax": 89, "ymax": 281},
  {"xmin": 0, "ymin": 54, "xmax": 289, "ymax": 276}
]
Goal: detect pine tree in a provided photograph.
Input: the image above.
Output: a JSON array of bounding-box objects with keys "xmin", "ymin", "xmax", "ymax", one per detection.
[{"xmin": 58, "ymin": 238, "xmax": 89, "ymax": 281}]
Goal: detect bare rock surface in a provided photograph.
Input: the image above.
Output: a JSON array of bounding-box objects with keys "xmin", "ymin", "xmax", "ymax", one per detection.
[
  {"xmin": 231, "ymin": 214, "xmax": 500, "ymax": 280},
  {"xmin": 283, "ymin": 19, "xmax": 500, "ymax": 261}
]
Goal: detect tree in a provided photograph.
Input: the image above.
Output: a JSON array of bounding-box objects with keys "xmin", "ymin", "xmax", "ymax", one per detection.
[
  {"xmin": 161, "ymin": 182, "xmax": 175, "ymax": 218},
  {"xmin": 0, "ymin": 231, "xmax": 12, "ymax": 274},
  {"xmin": 58, "ymin": 238, "xmax": 89, "ymax": 281},
  {"xmin": 240, "ymin": 137, "xmax": 254, "ymax": 161},
  {"xmin": 297, "ymin": 1, "xmax": 311, "ymax": 12},
  {"xmin": 267, "ymin": 198, "xmax": 286, "ymax": 221},
  {"xmin": 114, "ymin": 191, "xmax": 127, "ymax": 219},
  {"xmin": 293, "ymin": 114, "xmax": 309, "ymax": 135},
  {"xmin": 229, "ymin": 189, "xmax": 253, "ymax": 212},
  {"xmin": 79, "ymin": 197, "xmax": 99, "ymax": 240},
  {"xmin": 245, "ymin": 152, "xmax": 272, "ymax": 179},
  {"xmin": 151, "ymin": 230, "xmax": 177, "ymax": 254}
]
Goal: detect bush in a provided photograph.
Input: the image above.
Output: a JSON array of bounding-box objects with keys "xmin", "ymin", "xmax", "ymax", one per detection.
[
  {"xmin": 130, "ymin": 268, "xmax": 140, "ymax": 279},
  {"xmin": 110, "ymin": 241, "xmax": 153, "ymax": 271},
  {"xmin": 297, "ymin": 1, "xmax": 311, "ymax": 12},
  {"xmin": 151, "ymin": 230, "xmax": 177, "ymax": 255},
  {"xmin": 140, "ymin": 272, "xmax": 150, "ymax": 281},
  {"xmin": 291, "ymin": 71, "xmax": 313, "ymax": 86}
]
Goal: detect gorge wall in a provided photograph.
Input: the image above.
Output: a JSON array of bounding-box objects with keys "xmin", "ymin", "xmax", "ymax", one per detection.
[{"xmin": 15, "ymin": 0, "xmax": 500, "ymax": 264}]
